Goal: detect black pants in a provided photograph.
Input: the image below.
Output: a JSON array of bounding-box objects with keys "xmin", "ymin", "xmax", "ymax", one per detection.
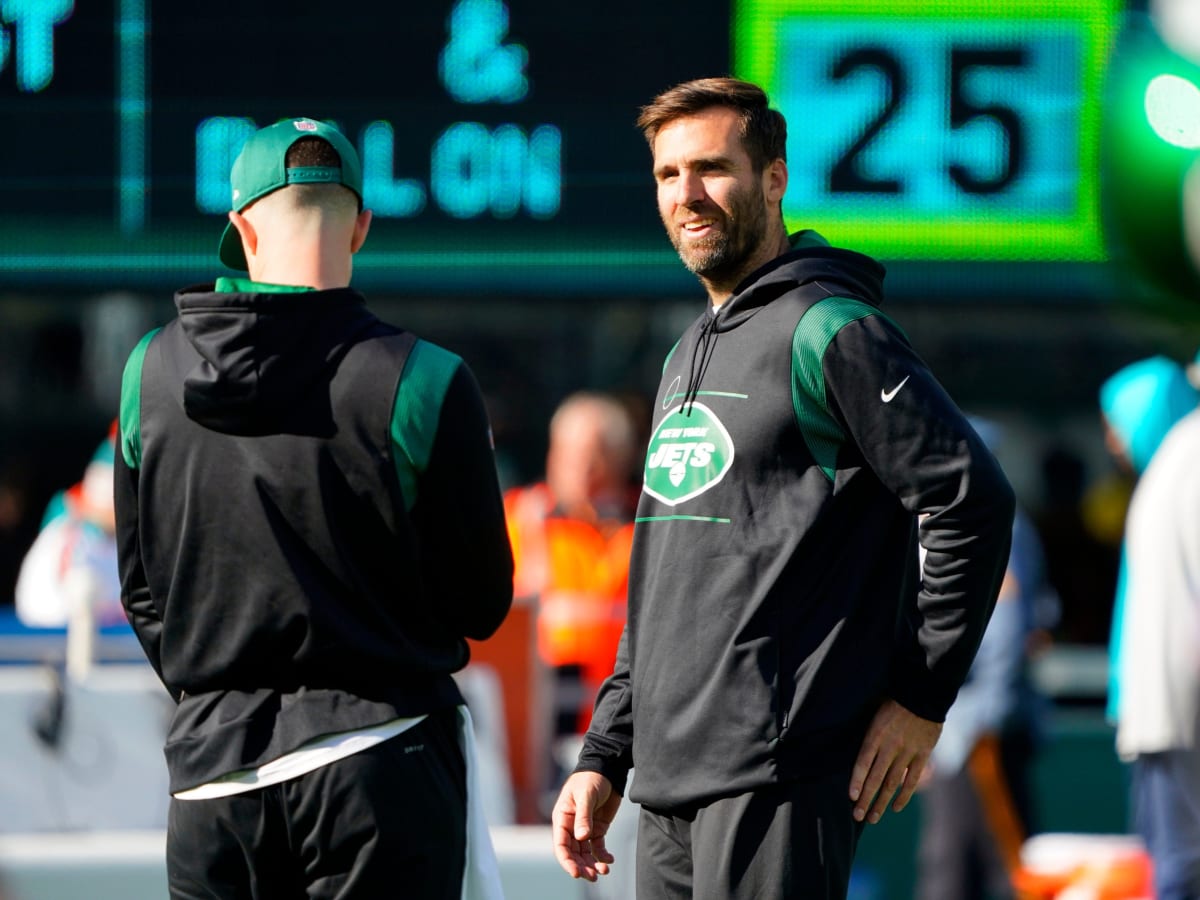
[
  {"xmin": 166, "ymin": 708, "xmax": 466, "ymax": 900},
  {"xmin": 635, "ymin": 770, "xmax": 864, "ymax": 900}
]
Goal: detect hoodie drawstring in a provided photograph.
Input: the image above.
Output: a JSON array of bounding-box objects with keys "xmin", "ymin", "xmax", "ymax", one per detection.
[{"xmin": 682, "ymin": 312, "xmax": 719, "ymax": 417}]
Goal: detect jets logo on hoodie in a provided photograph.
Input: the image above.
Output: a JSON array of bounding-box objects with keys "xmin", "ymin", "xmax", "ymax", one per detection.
[{"xmin": 642, "ymin": 403, "xmax": 734, "ymax": 506}]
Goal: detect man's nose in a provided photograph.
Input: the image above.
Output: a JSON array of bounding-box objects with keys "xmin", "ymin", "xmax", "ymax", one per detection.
[{"xmin": 675, "ymin": 170, "xmax": 706, "ymax": 206}]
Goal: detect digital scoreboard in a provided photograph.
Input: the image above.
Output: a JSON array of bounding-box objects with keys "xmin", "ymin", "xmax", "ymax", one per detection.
[
  {"xmin": 736, "ymin": 0, "xmax": 1119, "ymax": 261},
  {"xmin": 1, "ymin": 0, "xmax": 1121, "ymax": 293},
  {"xmin": 0, "ymin": 0, "xmax": 730, "ymax": 293}
]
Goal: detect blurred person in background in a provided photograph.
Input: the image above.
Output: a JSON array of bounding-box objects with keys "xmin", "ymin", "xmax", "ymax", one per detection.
[
  {"xmin": 505, "ymin": 390, "xmax": 641, "ymax": 744},
  {"xmin": 1101, "ymin": 355, "xmax": 1200, "ymax": 900},
  {"xmin": 14, "ymin": 421, "xmax": 124, "ymax": 630},
  {"xmin": 1032, "ymin": 446, "xmax": 1122, "ymax": 647},
  {"xmin": 551, "ymin": 77, "xmax": 1015, "ymax": 899},
  {"xmin": 915, "ymin": 417, "xmax": 1060, "ymax": 900},
  {"xmin": 114, "ymin": 118, "xmax": 513, "ymax": 899},
  {"xmin": 1100, "ymin": 355, "xmax": 1198, "ymax": 728}
]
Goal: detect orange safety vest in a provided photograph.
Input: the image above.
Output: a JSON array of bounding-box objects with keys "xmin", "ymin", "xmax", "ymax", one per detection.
[{"xmin": 504, "ymin": 483, "xmax": 633, "ymax": 698}]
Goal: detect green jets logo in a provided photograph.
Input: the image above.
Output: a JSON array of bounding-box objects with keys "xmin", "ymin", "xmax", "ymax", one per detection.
[{"xmin": 643, "ymin": 402, "xmax": 734, "ymax": 506}]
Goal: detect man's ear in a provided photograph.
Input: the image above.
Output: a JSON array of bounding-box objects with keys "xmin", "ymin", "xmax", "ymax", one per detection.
[
  {"xmin": 350, "ymin": 208, "xmax": 373, "ymax": 255},
  {"xmin": 764, "ymin": 158, "xmax": 788, "ymax": 206},
  {"xmin": 229, "ymin": 210, "xmax": 258, "ymax": 262}
]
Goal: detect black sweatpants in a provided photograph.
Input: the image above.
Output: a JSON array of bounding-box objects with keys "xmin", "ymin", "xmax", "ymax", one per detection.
[
  {"xmin": 166, "ymin": 707, "xmax": 466, "ymax": 900},
  {"xmin": 635, "ymin": 769, "xmax": 865, "ymax": 900}
]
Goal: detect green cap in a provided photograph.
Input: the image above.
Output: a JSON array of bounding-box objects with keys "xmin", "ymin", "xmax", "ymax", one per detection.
[{"xmin": 218, "ymin": 117, "xmax": 364, "ymax": 270}]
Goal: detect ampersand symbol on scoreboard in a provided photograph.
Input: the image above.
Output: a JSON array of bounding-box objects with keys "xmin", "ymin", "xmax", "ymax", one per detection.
[{"xmin": 438, "ymin": 0, "xmax": 529, "ymax": 104}]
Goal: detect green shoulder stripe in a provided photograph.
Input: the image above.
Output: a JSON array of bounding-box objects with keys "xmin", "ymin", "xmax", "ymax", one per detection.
[
  {"xmin": 119, "ymin": 328, "xmax": 160, "ymax": 470},
  {"xmin": 390, "ymin": 339, "xmax": 461, "ymax": 511},
  {"xmin": 791, "ymin": 297, "xmax": 877, "ymax": 481}
]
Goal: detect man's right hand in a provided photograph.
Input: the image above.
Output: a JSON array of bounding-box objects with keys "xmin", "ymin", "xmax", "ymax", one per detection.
[{"xmin": 551, "ymin": 770, "xmax": 621, "ymax": 881}]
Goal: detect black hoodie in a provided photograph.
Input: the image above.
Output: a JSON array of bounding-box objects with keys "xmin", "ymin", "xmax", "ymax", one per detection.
[
  {"xmin": 576, "ymin": 235, "xmax": 1015, "ymax": 811},
  {"xmin": 114, "ymin": 283, "xmax": 513, "ymax": 792}
]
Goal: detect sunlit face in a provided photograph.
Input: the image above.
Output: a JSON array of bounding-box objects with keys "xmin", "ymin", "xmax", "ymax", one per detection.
[
  {"xmin": 651, "ymin": 107, "xmax": 783, "ymax": 285},
  {"xmin": 546, "ymin": 415, "xmax": 610, "ymax": 513}
]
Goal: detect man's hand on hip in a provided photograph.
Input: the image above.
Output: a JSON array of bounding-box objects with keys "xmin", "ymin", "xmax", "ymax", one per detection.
[{"xmin": 849, "ymin": 698, "xmax": 942, "ymax": 824}]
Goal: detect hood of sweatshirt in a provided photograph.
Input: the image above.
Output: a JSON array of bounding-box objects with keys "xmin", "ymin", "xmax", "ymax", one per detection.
[
  {"xmin": 172, "ymin": 284, "xmax": 382, "ymax": 434},
  {"xmin": 713, "ymin": 230, "xmax": 887, "ymax": 332},
  {"xmin": 677, "ymin": 233, "xmax": 886, "ymax": 413},
  {"xmin": 1100, "ymin": 355, "xmax": 1199, "ymax": 475}
]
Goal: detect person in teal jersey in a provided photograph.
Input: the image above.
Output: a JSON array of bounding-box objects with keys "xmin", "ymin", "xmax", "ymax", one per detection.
[
  {"xmin": 1100, "ymin": 356, "xmax": 1198, "ymax": 725},
  {"xmin": 1100, "ymin": 355, "xmax": 1200, "ymax": 900},
  {"xmin": 15, "ymin": 422, "xmax": 124, "ymax": 630}
]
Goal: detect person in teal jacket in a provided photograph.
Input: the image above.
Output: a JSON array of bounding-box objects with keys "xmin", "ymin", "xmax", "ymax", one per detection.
[
  {"xmin": 1100, "ymin": 354, "xmax": 1200, "ymax": 900},
  {"xmin": 15, "ymin": 422, "xmax": 124, "ymax": 630},
  {"xmin": 1100, "ymin": 356, "xmax": 1199, "ymax": 725}
]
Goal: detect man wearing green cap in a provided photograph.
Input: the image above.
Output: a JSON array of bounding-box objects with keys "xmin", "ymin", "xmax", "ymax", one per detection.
[{"xmin": 114, "ymin": 117, "xmax": 514, "ymax": 898}]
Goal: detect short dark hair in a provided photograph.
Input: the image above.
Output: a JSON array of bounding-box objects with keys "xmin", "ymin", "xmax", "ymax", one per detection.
[
  {"xmin": 284, "ymin": 136, "xmax": 361, "ymax": 212},
  {"xmin": 636, "ymin": 77, "xmax": 787, "ymax": 172},
  {"xmin": 285, "ymin": 136, "xmax": 341, "ymax": 169}
]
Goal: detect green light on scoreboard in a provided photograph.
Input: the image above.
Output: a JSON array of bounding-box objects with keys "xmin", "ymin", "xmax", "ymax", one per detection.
[{"xmin": 734, "ymin": 0, "xmax": 1120, "ymax": 261}]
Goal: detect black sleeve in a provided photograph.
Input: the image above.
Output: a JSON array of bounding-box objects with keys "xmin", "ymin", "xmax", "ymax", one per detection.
[
  {"xmin": 414, "ymin": 362, "xmax": 514, "ymax": 642},
  {"xmin": 113, "ymin": 443, "xmax": 177, "ymax": 700},
  {"xmin": 573, "ymin": 626, "xmax": 634, "ymax": 796},
  {"xmin": 822, "ymin": 313, "xmax": 1015, "ymax": 721}
]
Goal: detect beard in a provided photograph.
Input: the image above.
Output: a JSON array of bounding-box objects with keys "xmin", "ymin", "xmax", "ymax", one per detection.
[{"xmin": 667, "ymin": 181, "xmax": 769, "ymax": 282}]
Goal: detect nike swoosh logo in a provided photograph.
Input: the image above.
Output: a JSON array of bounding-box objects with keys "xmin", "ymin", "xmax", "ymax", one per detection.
[{"xmin": 881, "ymin": 375, "xmax": 910, "ymax": 403}]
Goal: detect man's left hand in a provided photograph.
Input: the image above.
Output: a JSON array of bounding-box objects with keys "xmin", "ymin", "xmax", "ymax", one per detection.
[{"xmin": 849, "ymin": 698, "xmax": 942, "ymax": 824}]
